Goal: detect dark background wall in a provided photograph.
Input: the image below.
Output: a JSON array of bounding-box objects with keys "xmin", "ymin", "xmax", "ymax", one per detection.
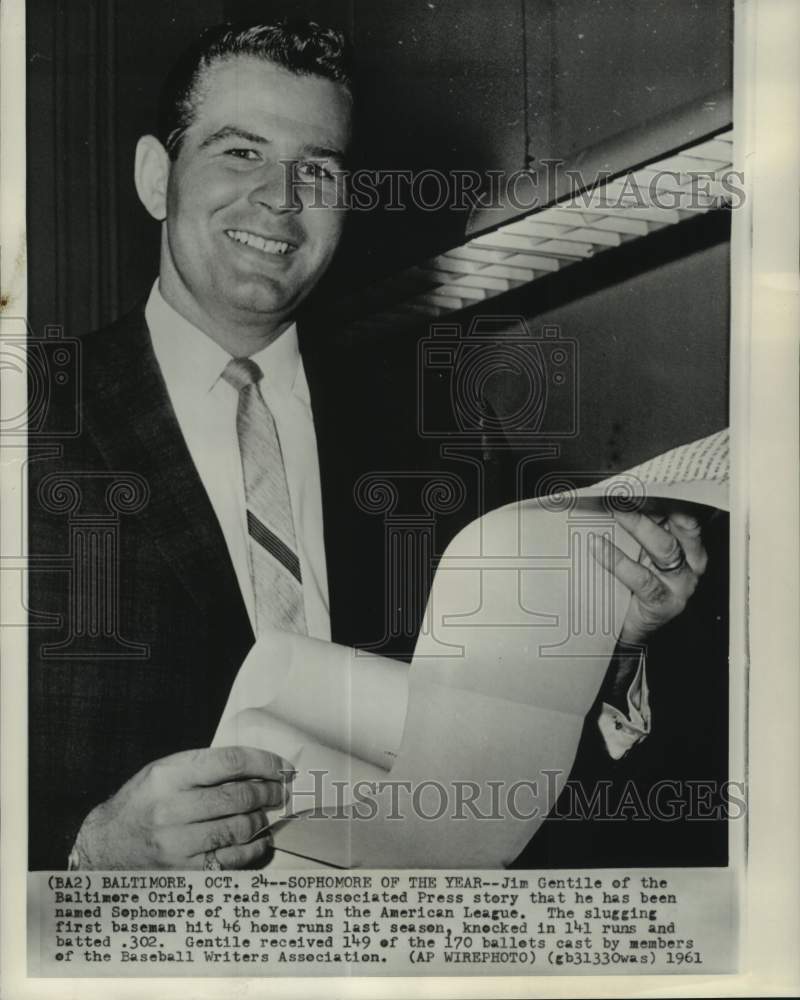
[{"xmin": 26, "ymin": 0, "xmax": 732, "ymax": 470}]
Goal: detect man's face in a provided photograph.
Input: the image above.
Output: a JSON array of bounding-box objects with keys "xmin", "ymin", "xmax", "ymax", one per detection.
[{"xmin": 162, "ymin": 56, "xmax": 351, "ymax": 333}]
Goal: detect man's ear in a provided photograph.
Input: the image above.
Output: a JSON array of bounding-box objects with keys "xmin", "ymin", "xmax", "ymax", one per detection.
[{"xmin": 134, "ymin": 135, "xmax": 170, "ymax": 221}]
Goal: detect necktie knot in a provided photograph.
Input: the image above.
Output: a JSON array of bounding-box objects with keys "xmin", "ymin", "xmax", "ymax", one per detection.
[{"xmin": 222, "ymin": 357, "xmax": 264, "ymax": 392}]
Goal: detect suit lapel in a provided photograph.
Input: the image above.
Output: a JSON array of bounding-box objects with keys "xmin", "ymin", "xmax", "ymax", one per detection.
[{"xmin": 80, "ymin": 307, "xmax": 252, "ymax": 633}]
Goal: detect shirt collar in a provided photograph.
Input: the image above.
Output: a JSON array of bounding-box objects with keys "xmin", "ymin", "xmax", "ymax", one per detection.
[{"xmin": 145, "ymin": 281, "xmax": 307, "ymax": 401}]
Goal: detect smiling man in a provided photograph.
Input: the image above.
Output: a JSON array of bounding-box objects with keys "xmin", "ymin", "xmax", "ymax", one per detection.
[
  {"xmin": 28, "ymin": 18, "xmax": 710, "ymax": 873},
  {"xmin": 28, "ymin": 20, "xmax": 356, "ymax": 871},
  {"xmin": 139, "ymin": 39, "xmax": 351, "ymax": 354}
]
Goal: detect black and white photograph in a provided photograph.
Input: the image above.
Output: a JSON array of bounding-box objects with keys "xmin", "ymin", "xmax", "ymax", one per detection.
[{"xmin": 1, "ymin": 0, "xmax": 798, "ymax": 993}]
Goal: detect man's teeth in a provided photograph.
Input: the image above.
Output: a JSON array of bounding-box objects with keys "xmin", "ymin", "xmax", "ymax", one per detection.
[{"xmin": 226, "ymin": 230, "xmax": 291, "ymax": 255}]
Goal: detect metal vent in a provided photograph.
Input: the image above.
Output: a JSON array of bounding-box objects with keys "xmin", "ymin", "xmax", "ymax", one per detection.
[{"xmin": 340, "ymin": 130, "xmax": 734, "ymax": 331}]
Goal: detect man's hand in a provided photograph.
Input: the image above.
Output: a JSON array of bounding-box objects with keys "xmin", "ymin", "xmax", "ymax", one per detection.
[
  {"xmin": 71, "ymin": 746, "xmax": 294, "ymax": 870},
  {"xmin": 592, "ymin": 507, "xmax": 708, "ymax": 645}
]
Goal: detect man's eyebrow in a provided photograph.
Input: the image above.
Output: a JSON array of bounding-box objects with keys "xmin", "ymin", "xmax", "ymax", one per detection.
[
  {"xmin": 198, "ymin": 126, "xmax": 269, "ymax": 149},
  {"xmin": 197, "ymin": 129, "xmax": 346, "ymax": 165},
  {"xmin": 299, "ymin": 144, "xmax": 346, "ymax": 164}
]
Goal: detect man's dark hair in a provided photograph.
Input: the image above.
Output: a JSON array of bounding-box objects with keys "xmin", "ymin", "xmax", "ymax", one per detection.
[{"xmin": 157, "ymin": 19, "xmax": 354, "ymax": 159}]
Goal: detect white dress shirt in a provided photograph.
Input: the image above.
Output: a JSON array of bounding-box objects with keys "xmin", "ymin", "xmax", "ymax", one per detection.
[
  {"xmin": 599, "ymin": 654, "xmax": 651, "ymax": 759},
  {"xmin": 146, "ymin": 282, "xmax": 331, "ymax": 641}
]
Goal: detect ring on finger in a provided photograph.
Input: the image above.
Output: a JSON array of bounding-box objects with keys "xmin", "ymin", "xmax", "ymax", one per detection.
[
  {"xmin": 652, "ymin": 548, "xmax": 687, "ymax": 573},
  {"xmin": 203, "ymin": 849, "xmax": 223, "ymax": 871}
]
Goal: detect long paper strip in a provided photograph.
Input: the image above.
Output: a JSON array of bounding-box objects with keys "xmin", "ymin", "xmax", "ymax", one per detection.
[{"xmin": 214, "ymin": 431, "xmax": 729, "ymax": 868}]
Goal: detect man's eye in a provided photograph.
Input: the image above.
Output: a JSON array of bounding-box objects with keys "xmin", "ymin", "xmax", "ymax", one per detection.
[
  {"xmin": 296, "ymin": 161, "xmax": 334, "ymax": 182},
  {"xmin": 224, "ymin": 148, "xmax": 261, "ymax": 162}
]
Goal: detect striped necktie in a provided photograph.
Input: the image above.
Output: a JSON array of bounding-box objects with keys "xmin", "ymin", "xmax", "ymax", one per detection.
[{"xmin": 222, "ymin": 357, "xmax": 307, "ymax": 635}]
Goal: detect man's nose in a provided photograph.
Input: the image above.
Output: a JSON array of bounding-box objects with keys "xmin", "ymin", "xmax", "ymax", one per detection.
[{"xmin": 247, "ymin": 161, "xmax": 302, "ymax": 214}]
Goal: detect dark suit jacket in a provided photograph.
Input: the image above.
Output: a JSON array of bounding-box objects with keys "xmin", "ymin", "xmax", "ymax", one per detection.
[
  {"xmin": 28, "ymin": 305, "xmax": 728, "ymax": 870},
  {"xmin": 27, "ymin": 304, "xmax": 486, "ymax": 868},
  {"xmin": 511, "ymin": 508, "xmax": 730, "ymax": 869}
]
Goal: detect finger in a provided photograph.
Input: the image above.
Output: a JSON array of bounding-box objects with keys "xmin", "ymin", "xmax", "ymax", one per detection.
[
  {"xmin": 591, "ymin": 534, "xmax": 670, "ymax": 604},
  {"xmin": 159, "ymin": 746, "xmax": 296, "ymax": 791},
  {"xmin": 166, "ymin": 806, "xmax": 275, "ymax": 860},
  {"xmin": 213, "ymin": 834, "xmax": 274, "ymax": 870},
  {"xmin": 613, "ymin": 511, "xmax": 691, "ymax": 576},
  {"xmin": 158, "ymin": 778, "xmax": 288, "ymax": 825},
  {"xmin": 667, "ymin": 511, "xmax": 707, "ymax": 575}
]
